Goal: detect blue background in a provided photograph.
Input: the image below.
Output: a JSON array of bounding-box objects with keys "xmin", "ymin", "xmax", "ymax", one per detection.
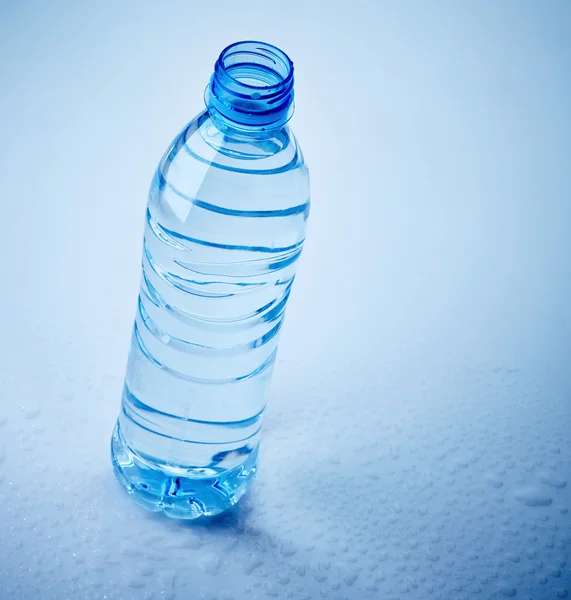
[{"xmin": 0, "ymin": 1, "xmax": 570, "ymax": 599}]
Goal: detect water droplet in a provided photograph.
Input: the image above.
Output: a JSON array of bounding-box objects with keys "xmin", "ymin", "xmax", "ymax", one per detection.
[
  {"xmin": 178, "ymin": 534, "xmax": 203, "ymax": 550},
  {"xmin": 243, "ymin": 554, "xmax": 263, "ymax": 575},
  {"xmin": 539, "ymin": 473, "xmax": 567, "ymax": 489},
  {"xmin": 263, "ymin": 582, "xmax": 279, "ymax": 597},
  {"xmin": 30, "ymin": 423, "xmax": 44, "ymax": 435},
  {"xmin": 485, "ymin": 473, "xmax": 504, "ymax": 488},
  {"xmin": 311, "ymin": 563, "xmax": 328, "ymax": 583},
  {"xmin": 156, "ymin": 571, "xmax": 176, "ymax": 600},
  {"xmin": 452, "ymin": 458, "xmax": 470, "ymax": 469},
  {"xmin": 86, "ymin": 509, "xmax": 99, "ymax": 521},
  {"xmin": 139, "ymin": 564, "xmax": 154, "ymax": 577},
  {"xmin": 515, "ymin": 488, "xmax": 552, "ymax": 507},
  {"xmin": 0, "ymin": 445, "xmax": 4, "ymax": 464},
  {"xmin": 85, "ymin": 552, "xmax": 105, "ymax": 572},
  {"xmin": 124, "ymin": 575, "xmax": 145, "ymax": 589},
  {"xmin": 280, "ymin": 541, "xmax": 296, "ymax": 557},
  {"xmin": 86, "ymin": 574, "xmax": 103, "ymax": 588},
  {"xmin": 21, "ymin": 399, "xmax": 41, "ymax": 419},
  {"xmin": 120, "ymin": 541, "xmax": 143, "ymax": 557},
  {"xmin": 295, "ymin": 564, "xmax": 307, "ymax": 577},
  {"xmin": 343, "ymin": 570, "xmax": 358, "ymax": 586},
  {"xmin": 199, "ymin": 553, "xmax": 220, "ymax": 575},
  {"xmin": 555, "ymin": 589, "xmax": 568, "ymax": 599}
]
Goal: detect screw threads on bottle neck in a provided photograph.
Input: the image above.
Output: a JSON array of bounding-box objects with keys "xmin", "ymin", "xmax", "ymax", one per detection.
[{"xmin": 205, "ymin": 41, "xmax": 294, "ymax": 131}]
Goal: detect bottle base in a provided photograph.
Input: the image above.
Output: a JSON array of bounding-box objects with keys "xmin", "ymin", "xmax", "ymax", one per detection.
[{"xmin": 110, "ymin": 422, "xmax": 257, "ymax": 519}]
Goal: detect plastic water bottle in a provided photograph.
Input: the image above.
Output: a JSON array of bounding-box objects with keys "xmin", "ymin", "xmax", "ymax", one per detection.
[{"xmin": 111, "ymin": 41, "xmax": 310, "ymax": 519}]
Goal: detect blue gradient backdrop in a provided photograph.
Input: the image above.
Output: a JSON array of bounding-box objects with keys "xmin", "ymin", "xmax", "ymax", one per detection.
[{"xmin": 0, "ymin": 1, "xmax": 570, "ymax": 599}]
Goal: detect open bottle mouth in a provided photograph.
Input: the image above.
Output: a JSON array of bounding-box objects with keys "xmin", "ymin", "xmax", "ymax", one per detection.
[{"xmin": 205, "ymin": 41, "xmax": 295, "ymax": 130}]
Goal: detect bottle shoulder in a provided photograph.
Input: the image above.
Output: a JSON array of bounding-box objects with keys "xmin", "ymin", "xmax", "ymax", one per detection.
[
  {"xmin": 152, "ymin": 112, "xmax": 309, "ymax": 215},
  {"xmin": 160, "ymin": 112, "xmax": 306, "ymax": 177}
]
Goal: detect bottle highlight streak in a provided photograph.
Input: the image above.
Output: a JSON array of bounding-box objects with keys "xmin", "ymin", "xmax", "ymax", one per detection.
[{"xmin": 111, "ymin": 41, "xmax": 310, "ymax": 518}]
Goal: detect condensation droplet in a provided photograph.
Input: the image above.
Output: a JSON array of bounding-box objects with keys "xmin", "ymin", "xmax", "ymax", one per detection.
[
  {"xmin": 280, "ymin": 541, "xmax": 296, "ymax": 557},
  {"xmin": 343, "ymin": 570, "xmax": 358, "ymax": 586},
  {"xmin": 21, "ymin": 399, "xmax": 41, "ymax": 419},
  {"xmin": 124, "ymin": 575, "xmax": 145, "ymax": 589},
  {"xmin": 515, "ymin": 488, "xmax": 552, "ymax": 507},
  {"xmin": 120, "ymin": 541, "xmax": 143, "ymax": 557},
  {"xmin": 295, "ymin": 564, "xmax": 307, "ymax": 577},
  {"xmin": 539, "ymin": 472, "xmax": 567, "ymax": 489},
  {"xmin": 85, "ymin": 552, "xmax": 105, "ymax": 572},
  {"xmin": 156, "ymin": 571, "xmax": 176, "ymax": 600},
  {"xmin": 86, "ymin": 574, "xmax": 103, "ymax": 588},
  {"xmin": 263, "ymin": 582, "xmax": 279, "ymax": 597},
  {"xmin": 243, "ymin": 554, "xmax": 263, "ymax": 576},
  {"xmin": 30, "ymin": 423, "xmax": 44, "ymax": 435},
  {"xmin": 198, "ymin": 553, "xmax": 221, "ymax": 575},
  {"xmin": 485, "ymin": 473, "xmax": 504, "ymax": 488},
  {"xmin": 139, "ymin": 564, "xmax": 154, "ymax": 577}
]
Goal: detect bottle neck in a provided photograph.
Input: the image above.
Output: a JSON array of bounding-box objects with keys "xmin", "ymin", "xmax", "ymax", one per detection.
[{"xmin": 204, "ymin": 41, "xmax": 294, "ymax": 134}]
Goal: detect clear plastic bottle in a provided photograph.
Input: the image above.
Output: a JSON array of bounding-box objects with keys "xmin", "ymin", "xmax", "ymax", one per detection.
[{"xmin": 111, "ymin": 41, "xmax": 310, "ymax": 519}]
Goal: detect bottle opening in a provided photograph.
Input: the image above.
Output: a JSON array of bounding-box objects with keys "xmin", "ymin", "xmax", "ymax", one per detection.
[
  {"xmin": 220, "ymin": 42, "xmax": 293, "ymax": 88},
  {"xmin": 205, "ymin": 41, "xmax": 295, "ymax": 130}
]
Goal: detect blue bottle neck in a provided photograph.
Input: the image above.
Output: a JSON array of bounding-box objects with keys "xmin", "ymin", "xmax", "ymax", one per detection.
[{"xmin": 204, "ymin": 41, "xmax": 294, "ymax": 133}]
